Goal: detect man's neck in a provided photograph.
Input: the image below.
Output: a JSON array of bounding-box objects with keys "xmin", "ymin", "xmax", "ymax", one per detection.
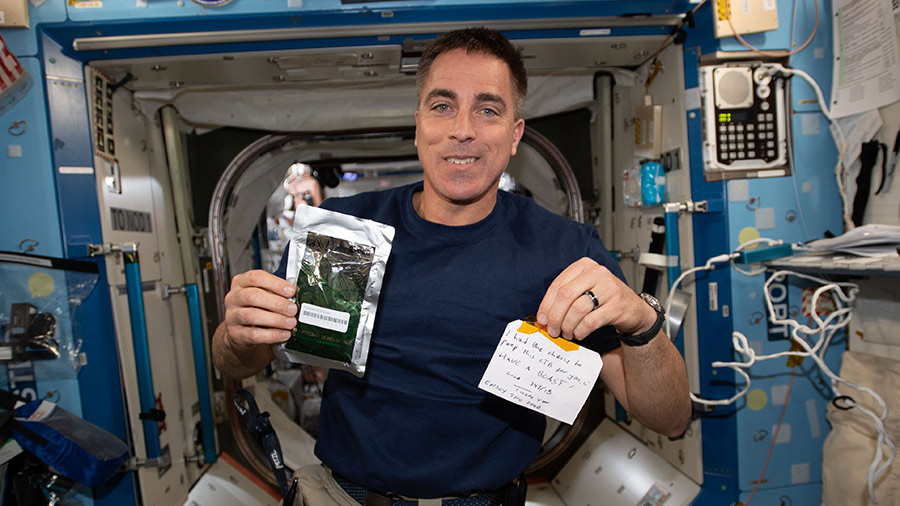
[{"xmin": 412, "ymin": 188, "xmax": 497, "ymax": 226}]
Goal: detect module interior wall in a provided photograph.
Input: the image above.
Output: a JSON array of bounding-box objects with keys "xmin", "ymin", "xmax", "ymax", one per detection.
[{"xmin": 0, "ymin": 57, "xmax": 62, "ymax": 257}]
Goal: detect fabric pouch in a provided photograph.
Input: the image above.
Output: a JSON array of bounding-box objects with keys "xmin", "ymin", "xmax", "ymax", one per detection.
[{"xmin": 12, "ymin": 399, "xmax": 129, "ymax": 486}]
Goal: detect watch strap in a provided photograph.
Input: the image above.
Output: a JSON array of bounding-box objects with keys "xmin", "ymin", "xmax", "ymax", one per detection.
[{"xmin": 619, "ymin": 293, "xmax": 665, "ymax": 347}]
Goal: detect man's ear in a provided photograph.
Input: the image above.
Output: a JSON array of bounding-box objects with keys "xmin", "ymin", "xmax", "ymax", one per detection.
[
  {"xmin": 510, "ymin": 118, "xmax": 525, "ymax": 156},
  {"xmin": 414, "ymin": 109, "xmax": 419, "ymax": 147}
]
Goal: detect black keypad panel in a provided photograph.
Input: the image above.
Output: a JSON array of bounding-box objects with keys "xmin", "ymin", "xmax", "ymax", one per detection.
[{"xmin": 715, "ymin": 95, "xmax": 779, "ymax": 164}]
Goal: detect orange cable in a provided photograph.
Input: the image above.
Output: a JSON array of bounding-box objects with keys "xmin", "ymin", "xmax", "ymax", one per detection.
[
  {"xmin": 724, "ymin": 0, "xmax": 819, "ymax": 57},
  {"xmin": 743, "ymin": 365, "xmax": 796, "ymax": 505},
  {"xmin": 644, "ymin": 0, "xmax": 710, "ymax": 87}
]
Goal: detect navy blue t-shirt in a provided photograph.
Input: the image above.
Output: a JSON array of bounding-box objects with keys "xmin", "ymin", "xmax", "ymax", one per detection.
[{"xmin": 275, "ymin": 182, "xmax": 625, "ymax": 497}]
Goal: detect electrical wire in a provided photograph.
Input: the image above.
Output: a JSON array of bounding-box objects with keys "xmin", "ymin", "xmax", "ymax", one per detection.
[
  {"xmin": 744, "ymin": 365, "xmax": 796, "ymax": 506},
  {"xmin": 661, "ymin": 233, "xmax": 892, "ymax": 502},
  {"xmin": 784, "ymin": 0, "xmax": 814, "ymax": 241},
  {"xmin": 785, "ymin": 80, "xmax": 813, "ymax": 241},
  {"xmin": 639, "ymin": 0, "xmax": 709, "ymax": 82},
  {"xmin": 775, "ymin": 66, "xmax": 853, "ymax": 231},
  {"xmin": 764, "ymin": 270, "xmax": 894, "ymax": 503},
  {"xmin": 679, "ymin": 263, "xmax": 892, "ymax": 503},
  {"xmin": 662, "ymin": 238, "xmax": 782, "ymax": 336},
  {"xmin": 723, "ymin": 0, "xmax": 819, "ymax": 57},
  {"xmin": 720, "ymin": 0, "xmax": 845, "ymax": 232},
  {"xmin": 663, "ymin": 252, "xmax": 738, "ymax": 338}
]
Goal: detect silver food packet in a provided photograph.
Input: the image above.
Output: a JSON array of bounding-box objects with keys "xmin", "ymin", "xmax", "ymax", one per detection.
[{"xmin": 273, "ymin": 205, "xmax": 394, "ymax": 377}]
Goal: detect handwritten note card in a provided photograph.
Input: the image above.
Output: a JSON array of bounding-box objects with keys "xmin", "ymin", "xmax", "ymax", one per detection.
[{"xmin": 479, "ymin": 320, "xmax": 603, "ymax": 424}]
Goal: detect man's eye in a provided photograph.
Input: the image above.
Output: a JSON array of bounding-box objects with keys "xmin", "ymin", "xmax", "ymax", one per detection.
[
  {"xmin": 434, "ymin": 103, "xmax": 450, "ymax": 112},
  {"xmin": 481, "ymin": 108, "xmax": 498, "ymax": 116}
]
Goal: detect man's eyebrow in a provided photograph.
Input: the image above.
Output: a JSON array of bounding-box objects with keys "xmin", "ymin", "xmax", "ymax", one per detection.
[{"xmin": 424, "ymin": 88, "xmax": 457, "ymax": 103}]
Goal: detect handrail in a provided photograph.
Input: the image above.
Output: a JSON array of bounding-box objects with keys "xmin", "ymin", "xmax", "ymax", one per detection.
[
  {"xmin": 186, "ymin": 284, "xmax": 217, "ymax": 464},
  {"xmin": 72, "ymin": 15, "xmax": 684, "ymax": 52},
  {"xmin": 122, "ymin": 247, "xmax": 161, "ymax": 460}
]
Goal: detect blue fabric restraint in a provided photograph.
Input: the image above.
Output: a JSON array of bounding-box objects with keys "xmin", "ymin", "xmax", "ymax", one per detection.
[{"xmin": 13, "ymin": 399, "xmax": 130, "ymax": 487}]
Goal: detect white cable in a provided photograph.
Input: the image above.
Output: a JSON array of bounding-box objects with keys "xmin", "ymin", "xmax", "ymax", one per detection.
[
  {"xmin": 683, "ymin": 262, "xmax": 893, "ymax": 503},
  {"xmin": 662, "ymin": 238, "xmax": 782, "ymax": 335},
  {"xmin": 786, "ymin": 0, "xmax": 813, "ymax": 241},
  {"xmin": 663, "ymin": 232, "xmax": 890, "ymax": 501},
  {"xmin": 778, "ymin": 66, "xmax": 853, "ymax": 231},
  {"xmin": 663, "ymin": 252, "xmax": 737, "ymax": 338}
]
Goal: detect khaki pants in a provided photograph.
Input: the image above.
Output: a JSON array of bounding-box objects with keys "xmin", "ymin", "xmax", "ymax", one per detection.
[
  {"xmin": 292, "ymin": 464, "xmax": 360, "ymax": 506},
  {"xmin": 291, "ymin": 465, "xmax": 447, "ymax": 506}
]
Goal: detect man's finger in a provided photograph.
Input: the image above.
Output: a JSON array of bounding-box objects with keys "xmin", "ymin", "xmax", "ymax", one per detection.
[
  {"xmin": 536, "ymin": 259, "xmax": 590, "ymax": 329},
  {"xmin": 233, "ymin": 269, "xmax": 296, "ymax": 298},
  {"xmin": 227, "ymin": 285, "xmax": 298, "ymax": 317},
  {"xmin": 228, "ymin": 305, "xmax": 298, "ymax": 331},
  {"xmin": 227, "ymin": 324, "xmax": 292, "ymax": 347},
  {"xmin": 571, "ymin": 304, "xmax": 616, "ymax": 340},
  {"xmin": 558, "ymin": 290, "xmax": 604, "ymax": 339},
  {"xmin": 541, "ymin": 268, "xmax": 605, "ymax": 336}
]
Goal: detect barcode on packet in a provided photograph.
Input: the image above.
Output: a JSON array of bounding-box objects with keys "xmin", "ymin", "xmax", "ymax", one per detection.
[{"xmin": 299, "ymin": 303, "xmax": 351, "ymax": 333}]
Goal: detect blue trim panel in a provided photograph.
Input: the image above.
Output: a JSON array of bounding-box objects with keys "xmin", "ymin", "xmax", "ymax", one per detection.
[
  {"xmin": 78, "ymin": 262, "xmax": 139, "ymax": 506},
  {"xmin": 62, "ymin": 0, "xmax": 692, "ymax": 24},
  {"xmin": 186, "ymin": 283, "xmax": 218, "ymax": 465},
  {"xmin": 682, "ymin": 2, "xmax": 740, "ymax": 503},
  {"xmin": 39, "ymin": 3, "xmax": 680, "ymax": 63},
  {"xmin": 43, "ymin": 31, "xmax": 138, "ymax": 506}
]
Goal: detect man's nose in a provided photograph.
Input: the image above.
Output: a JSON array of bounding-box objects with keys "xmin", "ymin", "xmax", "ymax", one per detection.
[{"xmin": 450, "ymin": 112, "xmax": 475, "ymax": 141}]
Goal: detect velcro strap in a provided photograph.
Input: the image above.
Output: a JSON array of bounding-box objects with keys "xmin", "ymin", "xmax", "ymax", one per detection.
[{"xmin": 639, "ymin": 252, "xmax": 673, "ymax": 269}]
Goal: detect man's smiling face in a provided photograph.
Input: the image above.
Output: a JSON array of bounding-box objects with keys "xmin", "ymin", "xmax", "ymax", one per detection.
[{"xmin": 414, "ymin": 48, "xmax": 525, "ymax": 216}]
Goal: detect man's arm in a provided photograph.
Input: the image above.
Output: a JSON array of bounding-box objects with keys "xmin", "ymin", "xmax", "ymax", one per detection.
[
  {"xmin": 597, "ymin": 333, "xmax": 691, "ymax": 438},
  {"xmin": 536, "ymin": 257, "xmax": 691, "ymax": 438},
  {"xmin": 211, "ymin": 270, "xmax": 297, "ymax": 379}
]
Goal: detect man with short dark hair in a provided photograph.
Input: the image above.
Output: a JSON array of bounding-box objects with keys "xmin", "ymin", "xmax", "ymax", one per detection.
[{"xmin": 212, "ymin": 26, "xmax": 690, "ymax": 506}]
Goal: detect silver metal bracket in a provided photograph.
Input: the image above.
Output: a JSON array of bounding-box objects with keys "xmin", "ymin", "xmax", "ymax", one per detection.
[
  {"xmin": 613, "ymin": 246, "xmax": 641, "ymax": 262},
  {"xmin": 87, "ymin": 242, "xmax": 139, "ymax": 257},
  {"xmin": 184, "ymin": 454, "xmax": 205, "ymax": 465},
  {"xmin": 124, "ymin": 449, "xmax": 171, "ymax": 472},
  {"xmin": 663, "ymin": 200, "xmax": 708, "ymax": 214},
  {"xmin": 160, "ymin": 284, "xmax": 186, "ymax": 300}
]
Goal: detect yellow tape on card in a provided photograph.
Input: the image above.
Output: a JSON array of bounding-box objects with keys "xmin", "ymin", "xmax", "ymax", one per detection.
[{"xmin": 517, "ymin": 321, "xmax": 579, "ymax": 352}]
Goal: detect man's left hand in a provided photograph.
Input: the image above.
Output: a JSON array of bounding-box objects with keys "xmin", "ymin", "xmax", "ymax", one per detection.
[{"xmin": 536, "ymin": 257, "xmax": 658, "ymax": 340}]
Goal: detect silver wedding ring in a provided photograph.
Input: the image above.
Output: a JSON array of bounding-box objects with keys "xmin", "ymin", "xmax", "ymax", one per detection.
[{"xmin": 583, "ymin": 290, "xmax": 599, "ymax": 311}]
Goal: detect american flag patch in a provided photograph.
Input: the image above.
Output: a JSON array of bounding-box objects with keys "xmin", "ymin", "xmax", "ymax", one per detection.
[
  {"xmin": 0, "ymin": 34, "xmax": 27, "ymax": 94},
  {"xmin": 0, "ymin": 33, "xmax": 31, "ymax": 117}
]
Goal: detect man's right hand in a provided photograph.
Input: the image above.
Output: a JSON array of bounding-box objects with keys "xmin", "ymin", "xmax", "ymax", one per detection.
[
  {"xmin": 223, "ymin": 269, "xmax": 299, "ymax": 349},
  {"xmin": 213, "ymin": 270, "xmax": 299, "ymax": 379}
]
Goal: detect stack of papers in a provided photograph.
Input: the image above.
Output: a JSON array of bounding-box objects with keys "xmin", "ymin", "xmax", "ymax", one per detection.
[{"xmin": 802, "ymin": 224, "xmax": 900, "ymax": 257}]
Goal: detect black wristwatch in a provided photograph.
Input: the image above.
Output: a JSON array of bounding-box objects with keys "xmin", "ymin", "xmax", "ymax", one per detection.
[{"xmin": 619, "ymin": 293, "xmax": 665, "ymax": 347}]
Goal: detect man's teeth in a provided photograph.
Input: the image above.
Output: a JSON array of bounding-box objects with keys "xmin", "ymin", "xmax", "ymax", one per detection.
[{"xmin": 446, "ymin": 157, "xmax": 477, "ymax": 164}]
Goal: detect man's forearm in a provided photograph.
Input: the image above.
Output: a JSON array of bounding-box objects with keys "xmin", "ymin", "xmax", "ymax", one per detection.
[
  {"xmin": 212, "ymin": 323, "xmax": 276, "ymax": 379},
  {"xmin": 622, "ymin": 332, "xmax": 691, "ymax": 438}
]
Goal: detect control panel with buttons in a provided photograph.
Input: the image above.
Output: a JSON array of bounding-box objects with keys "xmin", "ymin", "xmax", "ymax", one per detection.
[{"xmin": 700, "ymin": 62, "xmax": 789, "ymax": 180}]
